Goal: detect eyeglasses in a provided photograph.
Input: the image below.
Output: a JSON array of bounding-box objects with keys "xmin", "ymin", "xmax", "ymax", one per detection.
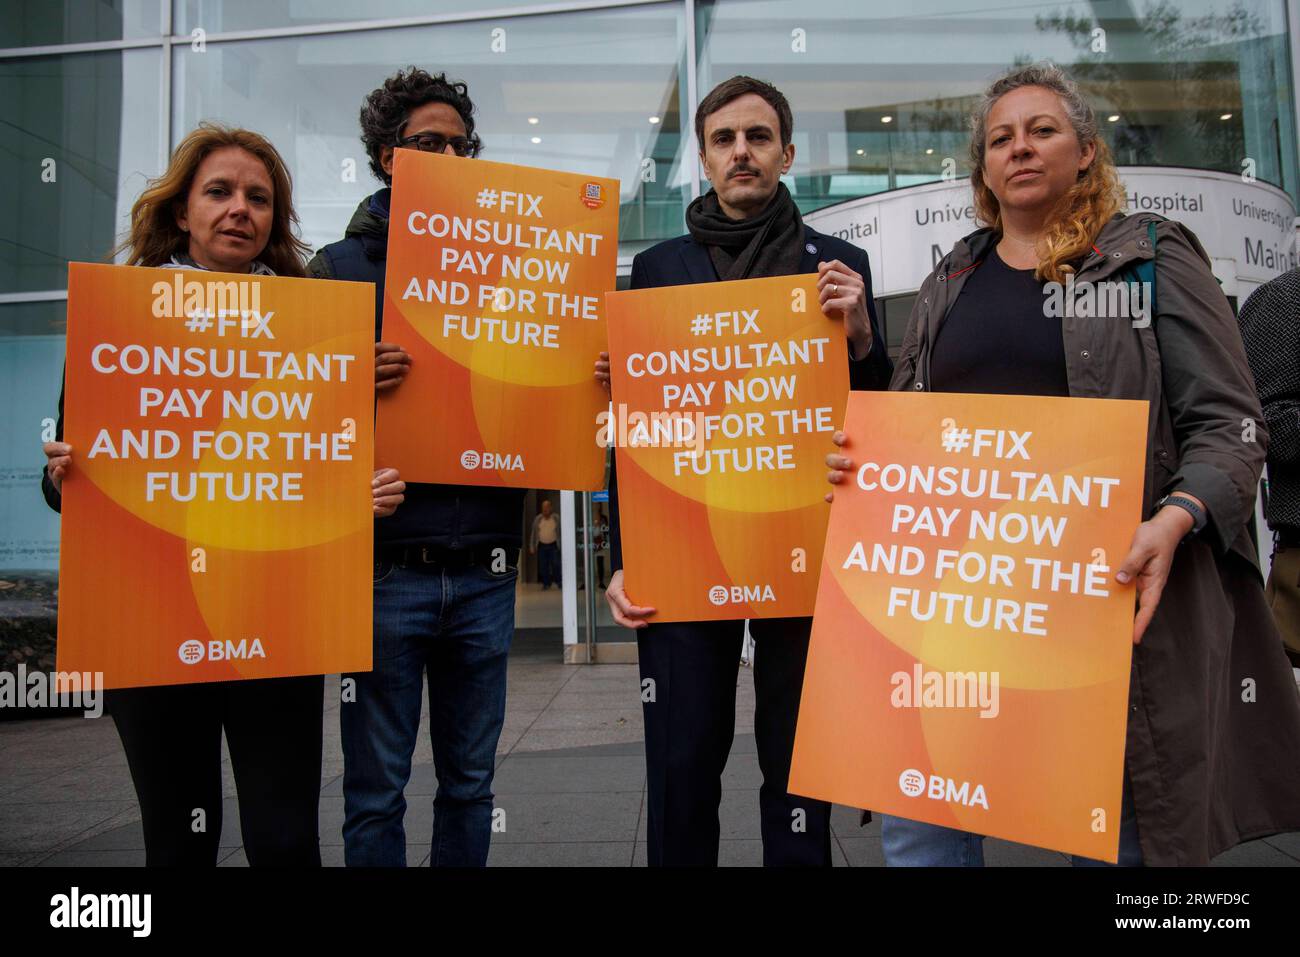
[{"xmin": 395, "ymin": 132, "xmax": 476, "ymax": 157}]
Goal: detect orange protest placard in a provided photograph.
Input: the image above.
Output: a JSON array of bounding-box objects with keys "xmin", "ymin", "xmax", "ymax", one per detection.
[
  {"xmin": 376, "ymin": 150, "xmax": 616, "ymax": 490},
  {"xmin": 56, "ymin": 263, "xmax": 375, "ymax": 689},
  {"xmin": 789, "ymin": 391, "xmax": 1148, "ymax": 861},
  {"xmin": 605, "ymin": 274, "xmax": 848, "ymax": 622}
]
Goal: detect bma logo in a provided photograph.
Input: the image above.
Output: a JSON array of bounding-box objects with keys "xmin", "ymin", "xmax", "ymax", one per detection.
[
  {"xmin": 460, "ymin": 449, "xmax": 524, "ymax": 471},
  {"xmin": 180, "ymin": 639, "xmax": 267, "ymax": 663},
  {"xmin": 707, "ymin": 584, "xmax": 776, "ymax": 605},
  {"xmin": 898, "ymin": 768, "xmax": 926, "ymax": 797},
  {"xmin": 898, "ymin": 767, "xmax": 989, "ymax": 809}
]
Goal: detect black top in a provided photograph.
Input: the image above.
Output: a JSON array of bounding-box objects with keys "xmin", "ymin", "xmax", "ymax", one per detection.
[{"xmin": 929, "ymin": 247, "xmax": 1069, "ymax": 397}]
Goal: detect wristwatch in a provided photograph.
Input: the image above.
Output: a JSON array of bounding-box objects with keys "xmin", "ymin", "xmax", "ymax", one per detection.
[{"xmin": 1155, "ymin": 493, "xmax": 1206, "ymax": 540}]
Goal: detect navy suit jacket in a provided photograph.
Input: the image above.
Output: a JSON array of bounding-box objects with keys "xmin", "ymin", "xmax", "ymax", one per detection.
[{"xmin": 609, "ymin": 224, "xmax": 894, "ymax": 571}]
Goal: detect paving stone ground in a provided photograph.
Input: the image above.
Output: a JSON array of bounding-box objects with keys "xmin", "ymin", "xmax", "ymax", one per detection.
[{"xmin": 2, "ymin": 633, "xmax": 1297, "ymax": 867}]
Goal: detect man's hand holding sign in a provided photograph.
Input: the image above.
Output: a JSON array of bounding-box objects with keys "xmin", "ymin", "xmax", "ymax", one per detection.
[{"xmin": 816, "ymin": 259, "xmax": 875, "ymax": 360}]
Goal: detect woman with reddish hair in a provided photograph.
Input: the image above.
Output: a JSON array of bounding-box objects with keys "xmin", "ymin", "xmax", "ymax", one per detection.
[{"xmin": 41, "ymin": 123, "xmax": 404, "ymax": 866}]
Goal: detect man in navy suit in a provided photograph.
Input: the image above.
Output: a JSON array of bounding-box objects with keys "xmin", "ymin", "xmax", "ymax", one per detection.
[{"xmin": 595, "ymin": 76, "xmax": 892, "ymax": 866}]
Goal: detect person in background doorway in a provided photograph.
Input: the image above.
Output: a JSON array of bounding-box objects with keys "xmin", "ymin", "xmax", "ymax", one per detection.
[{"xmin": 531, "ymin": 498, "xmax": 561, "ymax": 590}]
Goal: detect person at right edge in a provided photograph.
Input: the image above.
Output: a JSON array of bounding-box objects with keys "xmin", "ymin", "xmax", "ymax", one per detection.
[
  {"xmin": 825, "ymin": 61, "xmax": 1300, "ymax": 865},
  {"xmin": 596, "ymin": 76, "xmax": 893, "ymax": 866},
  {"xmin": 1238, "ymin": 265, "xmax": 1300, "ymax": 670}
]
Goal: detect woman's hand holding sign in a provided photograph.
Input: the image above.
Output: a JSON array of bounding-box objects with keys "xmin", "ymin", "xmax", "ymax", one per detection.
[
  {"xmin": 1115, "ymin": 495, "xmax": 1202, "ymax": 645},
  {"xmin": 594, "ymin": 351, "xmax": 611, "ymax": 394},
  {"xmin": 43, "ymin": 442, "xmax": 73, "ymax": 493},
  {"xmin": 824, "ymin": 430, "xmax": 853, "ymax": 504}
]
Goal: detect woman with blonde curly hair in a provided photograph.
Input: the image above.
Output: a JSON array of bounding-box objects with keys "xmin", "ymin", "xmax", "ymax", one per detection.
[
  {"xmin": 40, "ymin": 123, "xmax": 404, "ymax": 866},
  {"xmin": 827, "ymin": 61, "xmax": 1300, "ymax": 865}
]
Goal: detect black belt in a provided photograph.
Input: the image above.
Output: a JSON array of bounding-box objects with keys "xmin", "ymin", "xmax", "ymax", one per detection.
[
  {"xmin": 376, "ymin": 544, "xmax": 513, "ymax": 568},
  {"xmin": 1276, "ymin": 529, "xmax": 1300, "ymax": 549}
]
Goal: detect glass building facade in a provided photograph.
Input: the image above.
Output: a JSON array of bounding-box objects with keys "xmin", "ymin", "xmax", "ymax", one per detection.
[{"xmin": 2, "ymin": 0, "xmax": 1298, "ymax": 645}]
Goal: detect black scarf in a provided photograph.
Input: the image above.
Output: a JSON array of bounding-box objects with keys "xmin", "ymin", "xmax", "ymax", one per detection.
[{"xmin": 685, "ymin": 182, "xmax": 805, "ymax": 281}]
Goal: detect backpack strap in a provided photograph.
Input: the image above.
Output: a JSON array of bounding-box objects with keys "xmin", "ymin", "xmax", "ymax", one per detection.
[{"xmin": 1128, "ymin": 219, "xmax": 1158, "ymax": 321}]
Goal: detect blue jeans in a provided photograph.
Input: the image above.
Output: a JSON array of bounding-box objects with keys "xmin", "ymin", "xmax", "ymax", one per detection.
[
  {"xmin": 882, "ymin": 778, "xmax": 1143, "ymax": 867},
  {"xmin": 537, "ymin": 541, "xmax": 560, "ymax": 589},
  {"xmin": 341, "ymin": 557, "xmax": 516, "ymax": 866}
]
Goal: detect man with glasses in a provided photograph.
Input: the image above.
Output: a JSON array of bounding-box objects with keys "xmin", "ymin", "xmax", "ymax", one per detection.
[{"xmin": 309, "ymin": 68, "xmax": 524, "ymax": 867}]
